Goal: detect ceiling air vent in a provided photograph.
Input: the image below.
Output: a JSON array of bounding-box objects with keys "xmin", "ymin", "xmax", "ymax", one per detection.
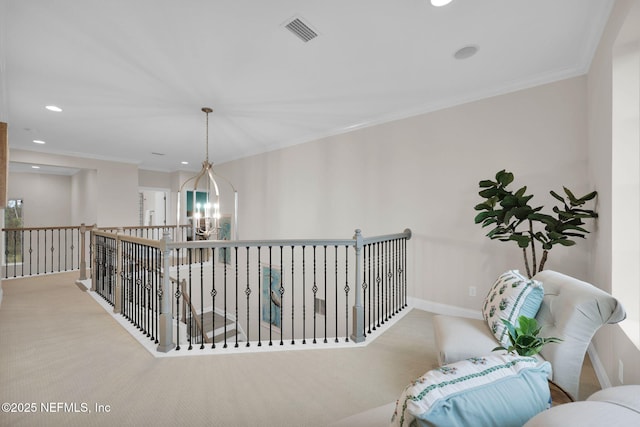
[{"xmin": 283, "ymin": 16, "xmax": 318, "ymax": 43}]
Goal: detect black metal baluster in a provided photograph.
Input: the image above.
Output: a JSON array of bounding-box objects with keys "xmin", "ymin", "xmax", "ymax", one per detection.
[
  {"xmin": 403, "ymin": 237, "xmax": 407, "ymax": 308},
  {"xmin": 291, "ymin": 245, "xmax": 295, "ymax": 345},
  {"xmin": 211, "ymin": 248, "xmax": 217, "ymax": 349},
  {"xmin": 245, "ymin": 247, "xmax": 251, "ymax": 347},
  {"xmin": 324, "ymin": 245, "xmax": 328, "ymax": 344},
  {"xmin": 365, "ymin": 244, "xmax": 371, "ymax": 336},
  {"xmin": 146, "ymin": 245, "xmax": 151, "ymax": 337},
  {"xmin": 382, "ymin": 240, "xmax": 387, "ymax": 323},
  {"xmin": 302, "ymin": 246, "xmax": 307, "ymax": 345},
  {"xmin": 188, "ymin": 248, "xmax": 193, "ymax": 350},
  {"xmin": 223, "ymin": 247, "xmax": 228, "ymax": 349},
  {"xmin": 36, "ymin": 230, "xmax": 40, "ymax": 275},
  {"xmin": 268, "ymin": 246, "xmax": 273, "ymax": 346},
  {"xmin": 21, "ymin": 229, "xmax": 25, "ymax": 277},
  {"xmin": 57, "ymin": 229, "xmax": 61, "ymax": 272},
  {"xmin": 334, "ymin": 245, "xmax": 338, "ymax": 343},
  {"xmin": 376, "ymin": 242, "xmax": 381, "ymax": 329},
  {"xmin": 200, "ymin": 248, "xmax": 205, "ymax": 349},
  {"xmin": 28, "ymin": 230, "xmax": 33, "ymax": 276},
  {"xmin": 257, "ymin": 246, "xmax": 262, "ymax": 347},
  {"xmin": 235, "ymin": 246, "xmax": 239, "ymax": 348},
  {"xmin": 279, "ymin": 245, "xmax": 284, "ymax": 346},
  {"xmin": 387, "ymin": 241, "xmax": 395, "ymax": 319},
  {"xmin": 345, "ymin": 245, "xmax": 350, "ymax": 342},
  {"xmin": 175, "ymin": 248, "xmax": 181, "ymax": 351},
  {"xmin": 312, "ymin": 246, "xmax": 317, "ymax": 344},
  {"xmin": 50, "ymin": 229, "xmax": 54, "ymax": 273}
]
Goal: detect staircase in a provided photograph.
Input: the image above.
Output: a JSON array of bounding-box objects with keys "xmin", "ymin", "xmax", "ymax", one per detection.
[{"xmin": 179, "ymin": 279, "xmax": 247, "ymax": 346}]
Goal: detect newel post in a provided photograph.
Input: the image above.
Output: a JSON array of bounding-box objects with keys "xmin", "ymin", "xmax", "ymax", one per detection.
[
  {"xmin": 79, "ymin": 223, "xmax": 88, "ymax": 280},
  {"xmin": 90, "ymin": 225, "xmax": 98, "ymax": 291},
  {"xmin": 158, "ymin": 231, "xmax": 175, "ymax": 352},
  {"xmin": 113, "ymin": 231, "xmax": 123, "ymax": 314},
  {"xmin": 351, "ymin": 229, "xmax": 365, "ymax": 343}
]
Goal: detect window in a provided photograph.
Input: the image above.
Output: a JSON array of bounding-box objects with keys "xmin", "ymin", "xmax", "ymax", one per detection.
[{"xmin": 4, "ymin": 199, "xmax": 23, "ymax": 263}]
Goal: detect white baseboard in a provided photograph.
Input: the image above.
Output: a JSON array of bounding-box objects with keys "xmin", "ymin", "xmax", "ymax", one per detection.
[
  {"xmin": 587, "ymin": 342, "xmax": 610, "ymax": 389},
  {"xmin": 408, "ymin": 297, "xmax": 483, "ymax": 320}
]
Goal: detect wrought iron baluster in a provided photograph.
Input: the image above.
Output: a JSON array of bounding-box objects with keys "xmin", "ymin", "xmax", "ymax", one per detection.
[
  {"xmin": 175, "ymin": 248, "xmax": 181, "ymax": 351},
  {"xmin": 302, "ymin": 246, "xmax": 306, "ymax": 345},
  {"xmin": 200, "ymin": 248, "xmax": 205, "ymax": 349},
  {"xmin": 334, "ymin": 245, "xmax": 339, "ymax": 343},
  {"xmin": 235, "ymin": 246, "xmax": 239, "ymax": 348},
  {"xmin": 245, "ymin": 246, "xmax": 251, "ymax": 347},
  {"xmin": 291, "ymin": 245, "xmax": 295, "ymax": 345},
  {"xmin": 376, "ymin": 241, "xmax": 381, "ymax": 329},
  {"xmin": 211, "ymin": 248, "xmax": 217, "ymax": 349},
  {"xmin": 223, "ymin": 247, "xmax": 228, "ymax": 349},
  {"xmin": 257, "ymin": 246, "xmax": 262, "ymax": 347},
  {"xmin": 344, "ymin": 245, "xmax": 350, "ymax": 342},
  {"xmin": 279, "ymin": 245, "xmax": 284, "ymax": 346},
  {"xmin": 312, "ymin": 245, "xmax": 317, "ymax": 344},
  {"xmin": 36, "ymin": 229, "xmax": 41, "ymax": 274},
  {"xmin": 188, "ymin": 248, "xmax": 193, "ymax": 350},
  {"xmin": 268, "ymin": 246, "xmax": 273, "ymax": 346},
  {"xmin": 365, "ymin": 243, "xmax": 371, "ymax": 335},
  {"xmin": 29, "ymin": 230, "xmax": 33, "ymax": 276},
  {"xmin": 324, "ymin": 245, "xmax": 328, "ymax": 344},
  {"xmin": 57, "ymin": 229, "xmax": 61, "ymax": 272}
]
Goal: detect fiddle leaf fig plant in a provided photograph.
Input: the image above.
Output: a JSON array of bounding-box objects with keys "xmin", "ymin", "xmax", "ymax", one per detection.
[
  {"xmin": 493, "ymin": 315, "xmax": 562, "ymax": 357},
  {"xmin": 474, "ymin": 170, "xmax": 598, "ymax": 278}
]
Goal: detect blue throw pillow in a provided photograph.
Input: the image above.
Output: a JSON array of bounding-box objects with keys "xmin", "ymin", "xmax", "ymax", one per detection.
[{"xmin": 391, "ymin": 354, "xmax": 552, "ymax": 427}]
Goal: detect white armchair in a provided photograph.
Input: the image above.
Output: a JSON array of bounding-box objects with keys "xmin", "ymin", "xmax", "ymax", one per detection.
[{"xmin": 433, "ymin": 270, "xmax": 626, "ymax": 400}]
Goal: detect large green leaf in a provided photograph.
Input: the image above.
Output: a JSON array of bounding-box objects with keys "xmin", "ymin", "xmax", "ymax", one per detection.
[
  {"xmin": 474, "ymin": 211, "xmax": 499, "ymax": 224},
  {"xmin": 509, "ymin": 234, "xmax": 531, "ymax": 248},
  {"xmin": 479, "ymin": 188, "xmax": 499, "ymax": 198},
  {"xmin": 496, "ymin": 170, "xmax": 514, "ymax": 187}
]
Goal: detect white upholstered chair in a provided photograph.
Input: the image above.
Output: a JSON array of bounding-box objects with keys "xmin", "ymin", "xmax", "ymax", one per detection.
[{"xmin": 432, "ymin": 270, "xmax": 626, "ymax": 400}]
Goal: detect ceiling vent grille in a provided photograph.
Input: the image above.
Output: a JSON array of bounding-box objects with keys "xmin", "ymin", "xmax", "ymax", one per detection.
[{"xmin": 284, "ymin": 17, "xmax": 318, "ymax": 42}]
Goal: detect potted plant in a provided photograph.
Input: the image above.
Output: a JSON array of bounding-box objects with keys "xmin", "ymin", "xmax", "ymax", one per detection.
[
  {"xmin": 493, "ymin": 315, "xmax": 562, "ymax": 357},
  {"xmin": 474, "ymin": 170, "xmax": 598, "ymax": 278}
]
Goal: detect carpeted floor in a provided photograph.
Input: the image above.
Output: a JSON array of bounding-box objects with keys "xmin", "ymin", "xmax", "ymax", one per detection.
[{"xmin": 0, "ymin": 272, "xmax": 599, "ymax": 426}]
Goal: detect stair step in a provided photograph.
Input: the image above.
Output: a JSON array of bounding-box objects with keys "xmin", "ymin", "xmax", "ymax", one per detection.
[{"xmin": 212, "ymin": 329, "xmax": 242, "ymax": 343}]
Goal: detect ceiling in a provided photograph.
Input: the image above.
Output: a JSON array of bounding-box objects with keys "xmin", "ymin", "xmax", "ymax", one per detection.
[{"xmin": 1, "ymin": 0, "xmax": 614, "ymax": 172}]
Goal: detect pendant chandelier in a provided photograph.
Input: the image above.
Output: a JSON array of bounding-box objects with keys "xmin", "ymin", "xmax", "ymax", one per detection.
[{"xmin": 178, "ymin": 107, "xmax": 238, "ymax": 241}]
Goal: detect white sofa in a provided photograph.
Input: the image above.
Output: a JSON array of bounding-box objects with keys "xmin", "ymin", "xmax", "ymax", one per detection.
[
  {"xmin": 432, "ymin": 270, "xmax": 626, "ymax": 400},
  {"xmin": 524, "ymin": 385, "xmax": 640, "ymax": 426}
]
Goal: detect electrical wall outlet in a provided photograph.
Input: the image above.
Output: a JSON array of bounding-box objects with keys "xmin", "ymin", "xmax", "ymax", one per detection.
[
  {"xmin": 619, "ymin": 359, "xmax": 624, "ymax": 384},
  {"xmin": 469, "ymin": 286, "xmax": 477, "ymax": 297}
]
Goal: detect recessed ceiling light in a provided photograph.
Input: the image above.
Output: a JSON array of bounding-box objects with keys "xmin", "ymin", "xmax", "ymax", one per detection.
[
  {"xmin": 431, "ymin": 0, "xmax": 453, "ymax": 6},
  {"xmin": 454, "ymin": 45, "xmax": 479, "ymax": 60},
  {"xmin": 45, "ymin": 105, "xmax": 62, "ymax": 112},
  {"xmin": 181, "ymin": 161, "xmax": 189, "ymax": 165},
  {"xmin": 31, "ymin": 165, "xmax": 40, "ymax": 169},
  {"xmin": 33, "ymin": 139, "xmax": 46, "ymax": 144}
]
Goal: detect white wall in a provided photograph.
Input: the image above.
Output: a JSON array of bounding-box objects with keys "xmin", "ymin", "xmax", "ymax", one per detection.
[
  {"xmin": 8, "ymin": 171, "xmax": 72, "ymax": 227},
  {"xmin": 587, "ymin": 0, "xmax": 640, "ymax": 387},
  {"xmin": 9, "ymin": 150, "xmax": 138, "ymax": 227},
  {"xmin": 216, "ymin": 76, "xmax": 591, "ymax": 311},
  {"xmin": 71, "ymin": 169, "xmax": 97, "ymax": 225}
]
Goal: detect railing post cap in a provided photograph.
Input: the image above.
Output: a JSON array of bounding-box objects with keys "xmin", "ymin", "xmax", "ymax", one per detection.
[{"xmin": 404, "ymin": 228, "xmax": 412, "ymax": 240}]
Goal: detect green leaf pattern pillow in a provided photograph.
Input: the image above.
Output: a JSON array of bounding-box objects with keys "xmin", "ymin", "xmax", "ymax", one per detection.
[{"xmin": 482, "ymin": 270, "xmax": 544, "ymax": 348}]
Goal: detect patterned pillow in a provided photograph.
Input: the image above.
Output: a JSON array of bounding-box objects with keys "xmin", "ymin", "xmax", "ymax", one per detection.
[
  {"xmin": 390, "ymin": 354, "xmax": 552, "ymax": 427},
  {"xmin": 482, "ymin": 270, "xmax": 544, "ymax": 348}
]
